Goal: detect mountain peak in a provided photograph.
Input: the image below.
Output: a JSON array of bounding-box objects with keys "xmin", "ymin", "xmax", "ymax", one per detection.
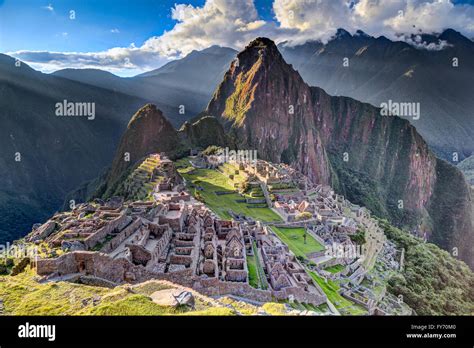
[
  {"xmin": 235, "ymin": 37, "xmax": 284, "ymax": 70},
  {"xmin": 354, "ymin": 29, "xmax": 371, "ymax": 38},
  {"xmin": 335, "ymin": 28, "xmax": 352, "ymax": 39},
  {"xmin": 104, "ymin": 104, "xmax": 181, "ymax": 191},
  {"xmin": 206, "ymin": 37, "xmax": 331, "ymax": 184},
  {"xmin": 439, "ymin": 28, "xmax": 471, "ymax": 44},
  {"xmin": 246, "ymin": 37, "xmax": 278, "ymax": 49},
  {"xmin": 127, "ymin": 103, "xmax": 164, "ymax": 127}
]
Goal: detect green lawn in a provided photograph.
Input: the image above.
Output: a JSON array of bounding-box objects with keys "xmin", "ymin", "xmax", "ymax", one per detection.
[
  {"xmin": 246, "ymin": 255, "xmax": 260, "ymax": 288},
  {"xmin": 324, "ymin": 264, "xmax": 345, "ymax": 274},
  {"xmin": 177, "ymin": 163, "xmax": 281, "ymax": 223},
  {"xmin": 252, "ymin": 241, "xmax": 268, "ymax": 290},
  {"xmin": 271, "ymin": 227, "xmax": 324, "ymax": 258},
  {"xmin": 309, "ymin": 271, "xmax": 367, "ymax": 315}
]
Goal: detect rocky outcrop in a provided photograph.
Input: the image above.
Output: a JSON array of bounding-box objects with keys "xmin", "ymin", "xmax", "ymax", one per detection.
[
  {"xmin": 26, "ymin": 221, "xmax": 56, "ymax": 242},
  {"xmin": 207, "ymin": 37, "xmax": 331, "ymax": 185}
]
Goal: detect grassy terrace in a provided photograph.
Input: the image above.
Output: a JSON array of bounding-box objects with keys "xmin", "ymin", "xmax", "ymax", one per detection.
[
  {"xmin": 176, "ymin": 158, "xmax": 281, "ymax": 223},
  {"xmin": 286, "ymin": 300, "xmax": 330, "ymax": 313},
  {"xmin": 247, "ymin": 254, "xmax": 260, "ymax": 288},
  {"xmin": 247, "ymin": 241, "xmax": 268, "ymax": 289},
  {"xmin": 324, "ymin": 264, "xmax": 345, "ymax": 274},
  {"xmin": 271, "ymin": 227, "xmax": 324, "ymax": 258},
  {"xmin": 309, "ymin": 272, "xmax": 367, "ymax": 315},
  {"xmin": 269, "ymin": 226, "xmax": 365, "ymax": 315}
]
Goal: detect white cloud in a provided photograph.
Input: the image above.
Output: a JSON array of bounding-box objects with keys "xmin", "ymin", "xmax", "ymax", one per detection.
[
  {"xmin": 274, "ymin": 0, "xmax": 474, "ymax": 43},
  {"xmin": 273, "ymin": 0, "xmax": 355, "ymax": 43},
  {"xmin": 110, "ymin": 28, "xmax": 120, "ymax": 34},
  {"xmin": 42, "ymin": 3, "xmax": 54, "ymax": 12},
  {"xmin": 403, "ymin": 36, "xmax": 453, "ymax": 50},
  {"xmin": 140, "ymin": 0, "xmax": 283, "ymax": 57},
  {"xmin": 11, "ymin": 0, "xmax": 474, "ymax": 75},
  {"xmin": 11, "ymin": 46, "xmax": 171, "ymax": 75}
]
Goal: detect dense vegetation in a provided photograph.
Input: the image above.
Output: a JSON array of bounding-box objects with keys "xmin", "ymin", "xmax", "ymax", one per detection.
[
  {"xmin": 349, "ymin": 229, "xmax": 366, "ymax": 245},
  {"xmin": 379, "ymin": 219, "xmax": 474, "ymax": 315}
]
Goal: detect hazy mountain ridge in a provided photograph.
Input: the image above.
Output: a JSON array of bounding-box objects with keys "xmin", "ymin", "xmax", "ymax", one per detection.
[
  {"xmin": 279, "ymin": 28, "xmax": 474, "ymax": 161},
  {"xmin": 53, "ymin": 46, "xmax": 238, "ymax": 128},
  {"xmin": 0, "ymin": 54, "xmax": 148, "ymax": 243}
]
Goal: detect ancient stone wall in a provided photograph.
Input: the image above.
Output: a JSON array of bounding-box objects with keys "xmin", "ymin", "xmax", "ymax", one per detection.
[
  {"xmin": 195, "ymin": 278, "xmax": 325, "ymax": 306},
  {"xmin": 101, "ymin": 218, "xmax": 142, "ymax": 253},
  {"xmin": 84, "ymin": 214, "xmax": 131, "ymax": 249},
  {"xmin": 36, "ymin": 250, "xmax": 325, "ymax": 305}
]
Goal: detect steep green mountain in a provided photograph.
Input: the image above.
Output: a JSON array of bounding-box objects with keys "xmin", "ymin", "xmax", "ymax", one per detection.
[
  {"xmin": 279, "ymin": 29, "xmax": 474, "ymax": 161},
  {"xmin": 179, "ymin": 115, "xmax": 229, "ymax": 149},
  {"xmin": 205, "ymin": 37, "xmax": 473, "ymax": 269},
  {"xmin": 0, "ymin": 54, "xmax": 147, "ymax": 244},
  {"xmin": 379, "ymin": 219, "xmax": 474, "ymax": 315},
  {"xmin": 207, "ymin": 37, "xmax": 331, "ymax": 185},
  {"xmin": 97, "ymin": 104, "xmax": 185, "ymax": 198}
]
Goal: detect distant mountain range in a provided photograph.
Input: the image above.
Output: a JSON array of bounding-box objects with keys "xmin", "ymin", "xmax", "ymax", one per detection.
[
  {"xmin": 52, "ymin": 46, "xmax": 237, "ymax": 128},
  {"xmin": 0, "ymin": 54, "xmax": 147, "ymax": 244},
  {"xmin": 52, "ymin": 28, "xmax": 474, "ymax": 162},
  {"xmin": 279, "ymin": 28, "xmax": 474, "ymax": 161}
]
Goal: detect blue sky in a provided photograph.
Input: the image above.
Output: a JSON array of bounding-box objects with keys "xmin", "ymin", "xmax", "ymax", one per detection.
[
  {"xmin": 0, "ymin": 0, "xmax": 201, "ymax": 52},
  {"xmin": 1, "ymin": 0, "xmax": 473, "ymax": 76},
  {"xmin": 0, "ymin": 0, "xmax": 275, "ymax": 52}
]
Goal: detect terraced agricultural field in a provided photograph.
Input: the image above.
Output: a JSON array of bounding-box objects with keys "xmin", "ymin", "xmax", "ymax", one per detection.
[
  {"xmin": 271, "ymin": 227, "xmax": 324, "ymax": 258},
  {"xmin": 176, "ymin": 159, "xmax": 281, "ymax": 223},
  {"xmin": 309, "ymin": 271, "xmax": 367, "ymax": 315}
]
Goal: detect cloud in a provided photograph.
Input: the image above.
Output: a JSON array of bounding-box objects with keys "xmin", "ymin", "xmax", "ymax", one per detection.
[
  {"xmin": 110, "ymin": 28, "xmax": 120, "ymax": 34},
  {"xmin": 42, "ymin": 3, "xmax": 54, "ymax": 12},
  {"xmin": 11, "ymin": 0, "xmax": 474, "ymax": 75},
  {"xmin": 273, "ymin": 0, "xmax": 355, "ymax": 43},
  {"xmin": 273, "ymin": 0, "xmax": 474, "ymax": 43},
  {"xmin": 353, "ymin": 0, "xmax": 474, "ymax": 38},
  {"xmin": 403, "ymin": 36, "xmax": 453, "ymax": 50},
  {"xmin": 139, "ymin": 0, "xmax": 283, "ymax": 57},
  {"xmin": 11, "ymin": 46, "xmax": 171, "ymax": 75}
]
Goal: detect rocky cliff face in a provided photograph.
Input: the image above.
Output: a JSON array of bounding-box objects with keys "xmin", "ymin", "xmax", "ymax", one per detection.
[
  {"xmin": 179, "ymin": 115, "xmax": 229, "ymax": 149},
  {"xmin": 206, "ymin": 37, "xmax": 473, "ymax": 269},
  {"xmin": 310, "ymin": 87, "xmax": 436, "ymax": 221},
  {"xmin": 207, "ymin": 38, "xmax": 331, "ymax": 185}
]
